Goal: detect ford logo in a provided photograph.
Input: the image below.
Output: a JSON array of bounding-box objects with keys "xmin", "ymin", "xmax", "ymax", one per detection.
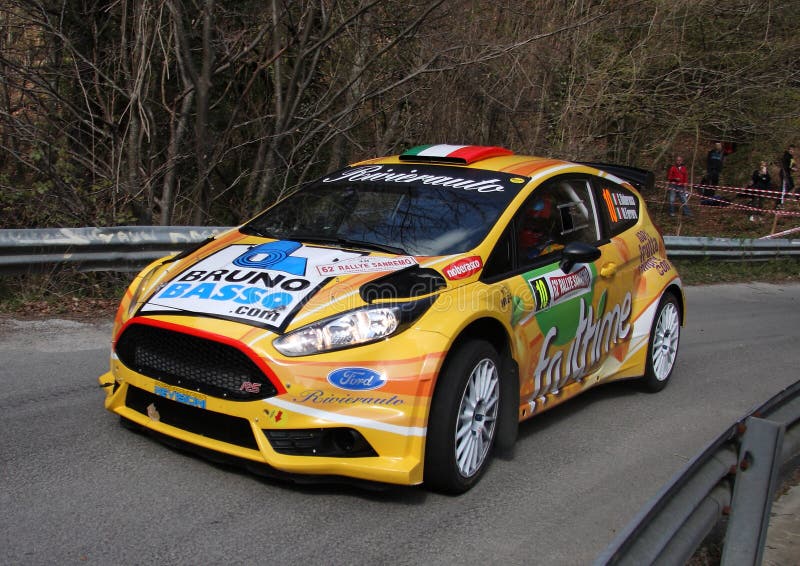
[{"xmin": 327, "ymin": 367, "xmax": 386, "ymax": 391}]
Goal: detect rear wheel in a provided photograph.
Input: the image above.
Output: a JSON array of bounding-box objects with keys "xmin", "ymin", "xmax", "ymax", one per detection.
[
  {"xmin": 424, "ymin": 340, "xmax": 501, "ymax": 493},
  {"xmin": 641, "ymin": 293, "xmax": 681, "ymax": 392}
]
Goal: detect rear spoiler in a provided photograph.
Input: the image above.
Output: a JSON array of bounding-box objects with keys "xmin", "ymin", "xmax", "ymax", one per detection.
[{"xmin": 578, "ymin": 162, "xmax": 655, "ymax": 193}]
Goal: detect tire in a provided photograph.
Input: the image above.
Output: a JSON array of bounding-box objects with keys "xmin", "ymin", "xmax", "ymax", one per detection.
[
  {"xmin": 424, "ymin": 340, "xmax": 501, "ymax": 494},
  {"xmin": 641, "ymin": 293, "xmax": 681, "ymax": 392}
]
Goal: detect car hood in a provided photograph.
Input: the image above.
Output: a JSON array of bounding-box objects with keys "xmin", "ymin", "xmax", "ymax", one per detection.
[{"xmin": 136, "ymin": 233, "xmax": 483, "ymax": 333}]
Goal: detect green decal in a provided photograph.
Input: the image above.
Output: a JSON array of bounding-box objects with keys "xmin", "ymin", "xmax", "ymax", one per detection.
[
  {"xmin": 524, "ymin": 262, "xmax": 598, "ymax": 347},
  {"xmin": 511, "ymin": 295, "xmax": 525, "ymax": 327}
]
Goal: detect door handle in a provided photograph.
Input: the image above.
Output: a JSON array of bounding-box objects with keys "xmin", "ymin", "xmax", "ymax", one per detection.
[{"xmin": 600, "ymin": 262, "xmax": 617, "ymax": 277}]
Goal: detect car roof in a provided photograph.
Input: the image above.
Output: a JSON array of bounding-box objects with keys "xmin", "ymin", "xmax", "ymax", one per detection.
[
  {"xmin": 354, "ymin": 144, "xmax": 572, "ymax": 178},
  {"xmin": 353, "ymin": 144, "xmax": 652, "ymax": 192}
]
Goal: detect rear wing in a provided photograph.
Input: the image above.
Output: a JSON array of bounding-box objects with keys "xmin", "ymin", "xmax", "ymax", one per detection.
[{"xmin": 578, "ymin": 162, "xmax": 655, "ymax": 193}]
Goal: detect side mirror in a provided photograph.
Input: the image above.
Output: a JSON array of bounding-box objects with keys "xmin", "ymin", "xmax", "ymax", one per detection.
[{"xmin": 559, "ymin": 241, "xmax": 601, "ymax": 273}]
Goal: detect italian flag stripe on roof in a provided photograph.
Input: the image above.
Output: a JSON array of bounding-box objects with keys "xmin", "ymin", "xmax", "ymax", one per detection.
[{"xmin": 400, "ymin": 144, "xmax": 513, "ymax": 164}]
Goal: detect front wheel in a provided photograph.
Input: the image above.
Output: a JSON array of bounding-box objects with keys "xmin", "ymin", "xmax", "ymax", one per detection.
[
  {"xmin": 424, "ymin": 340, "xmax": 501, "ymax": 494},
  {"xmin": 641, "ymin": 293, "xmax": 681, "ymax": 392}
]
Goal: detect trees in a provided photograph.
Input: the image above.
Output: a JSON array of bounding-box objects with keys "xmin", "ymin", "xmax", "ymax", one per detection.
[
  {"xmin": 562, "ymin": 0, "xmax": 800, "ymax": 169},
  {"xmin": 0, "ymin": 0, "xmax": 450, "ymax": 227},
  {"xmin": 0, "ymin": 0, "xmax": 797, "ymax": 228}
]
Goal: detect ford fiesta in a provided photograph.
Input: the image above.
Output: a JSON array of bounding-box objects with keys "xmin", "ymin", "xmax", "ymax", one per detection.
[{"xmin": 99, "ymin": 144, "xmax": 684, "ymax": 493}]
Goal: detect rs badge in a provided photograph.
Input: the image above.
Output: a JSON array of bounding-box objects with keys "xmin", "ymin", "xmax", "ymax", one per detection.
[{"xmin": 240, "ymin": 382, "xmax": 262, "ymax": 393}]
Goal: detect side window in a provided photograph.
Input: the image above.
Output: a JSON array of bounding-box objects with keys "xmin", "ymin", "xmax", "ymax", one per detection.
[
  {"xmin": 482, "ymin": 177, "xmax": 602, "ymax": 280},
  {"xmin": 514, "ymin": 178, "xmax": 600, "ymax": 268},
  {"xmin": 596, "ymin": 179, "xmax": 640, "ymax": 236}
]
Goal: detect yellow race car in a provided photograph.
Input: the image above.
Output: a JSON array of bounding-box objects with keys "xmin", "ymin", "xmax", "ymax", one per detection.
[{"xmin": 99, "ymin": 144, "xmax": 684, "ymax": 493}]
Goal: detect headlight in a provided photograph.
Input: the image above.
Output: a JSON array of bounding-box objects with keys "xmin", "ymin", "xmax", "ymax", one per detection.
[{"xmin": 273, "ymin": 297, "xmax": 435, "ymax": 356}]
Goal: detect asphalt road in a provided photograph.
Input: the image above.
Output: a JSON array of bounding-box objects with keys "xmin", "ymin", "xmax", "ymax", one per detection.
[{"xmin": 2, "ymin": 283, "xmax": 799, "ymax": 565}]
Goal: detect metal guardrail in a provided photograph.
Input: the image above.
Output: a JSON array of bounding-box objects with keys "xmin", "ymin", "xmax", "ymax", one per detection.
[
  {"xmin": 0, "ymin": 227, "xmax": 798, "ymax": 275},
  {"xmin": 595, "ymin": 379, "xmax": 800, "ymax": 565},
  {"xmin": 665, "ymin": 236, "xmax": 800, "ymax": 260},
  {"xmin": 0, "ymin": 226, "xmax": 228, "ymax": 274}
]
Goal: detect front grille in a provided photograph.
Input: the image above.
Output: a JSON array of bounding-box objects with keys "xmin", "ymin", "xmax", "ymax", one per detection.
[
  {"xmin": 125, "ymin": 385, "xmax": 259, "ymax": 450},
  {"xmin": 115, "ymin": 322, "xmax": 277, "ymax": 401}
]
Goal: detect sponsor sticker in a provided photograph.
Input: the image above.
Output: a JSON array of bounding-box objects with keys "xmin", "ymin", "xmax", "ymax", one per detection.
[
  {"xmin": 603, "ymin": 188, "xmax": 638, "ymax": 222},
  {"xmin": 322, "ymin": 165, "xmax": 507, "ymax": 193},
  {"xmin": 139, "ymin": 241, "xmax": 362, "ymax": 330},
  {"xmin": 293, "ymin": 389, "xmax": 404, "ymax": 406},
  {"xmin": 327, "ymin": 367, "xmax": 386, "ymax": 391},
  {"xmin": 636, "ymin": 229, "xmax": 672, "ymax": 275},
  {"xmin": 315, "ymin": 256, "xmax": 417, "ymax": 276},
  {"xmin": 532, "ymin": 291, "xmax": 632, "ymax": 400},
  {"xmin": 154, "ymin": 384, "xmax": 207, "ymax": 409},
  {"xmin": 528, "ymin": 265, "xmax": 593, "ymax": 312},
  {"xmin": 442, "ymin": 256, "xmax": 483, "ymax": 280}
]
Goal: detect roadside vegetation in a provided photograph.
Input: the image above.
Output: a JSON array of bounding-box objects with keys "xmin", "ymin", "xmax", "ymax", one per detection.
[
  {"xmin": 1, "ymin": 1, "xmax": 798, "ymax": 229},
  {"xmin": 673, "ymin": 259, "xmax": 800, "ymax": 285}
]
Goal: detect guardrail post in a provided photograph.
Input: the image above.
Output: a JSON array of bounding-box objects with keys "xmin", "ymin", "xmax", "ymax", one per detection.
[{"xmin": 721, "ymin": 417, "xmax": 784, "ymax": 566}]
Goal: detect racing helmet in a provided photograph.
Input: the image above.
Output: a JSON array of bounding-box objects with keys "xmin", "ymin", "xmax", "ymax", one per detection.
[{"xmin": 519, "ymin": 194, "xmax": 553, "ymax": 248}]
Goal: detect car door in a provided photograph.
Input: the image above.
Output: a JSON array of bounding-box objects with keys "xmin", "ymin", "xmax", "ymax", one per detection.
[
  {"xmin": 588, "ymin": 174, "xmax": 656, "ymax": 378},
  {"xmin": 592, "ymin": 174, "xmax": 651, "ymax": 298},
  {"xmin": 482, "ymin": 175, "xmax": 634, "ymax": 417}
]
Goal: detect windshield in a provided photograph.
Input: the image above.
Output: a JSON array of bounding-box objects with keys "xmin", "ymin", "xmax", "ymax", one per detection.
[{"xmin": 243, "ymin": 164, "xmax": 528, "ymax": 256}]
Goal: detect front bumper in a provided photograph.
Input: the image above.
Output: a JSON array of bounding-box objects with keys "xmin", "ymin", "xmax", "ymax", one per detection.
[{"xmin": 99, "ymin": 325, "xmax": 447, "ymax": 486}]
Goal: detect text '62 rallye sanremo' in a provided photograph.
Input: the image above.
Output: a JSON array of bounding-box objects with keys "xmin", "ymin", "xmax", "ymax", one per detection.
[{"xmin": 99, "ymin": 144, "xmax": 684, "ymax": 493}]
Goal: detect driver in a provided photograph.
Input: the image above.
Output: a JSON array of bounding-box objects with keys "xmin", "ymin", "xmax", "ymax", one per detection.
[{"xmin": 518, "ymin": 195, "xmax": 562, "ymax": 259}]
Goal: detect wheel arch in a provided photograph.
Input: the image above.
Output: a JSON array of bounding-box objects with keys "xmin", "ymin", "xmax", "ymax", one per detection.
[
  {"xmin": 664, "ymin": 282, "xmax": 686, "ymax": 325},
  {"xmin": 434, "ymin": 316, "xmax": 520, "ymax": 455},
  {"xmin": 448, "ymin": 317, "xmax": 511, "ymax": 360}
]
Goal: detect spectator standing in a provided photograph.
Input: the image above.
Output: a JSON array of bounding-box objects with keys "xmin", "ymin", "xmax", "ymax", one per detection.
[
  {"xmin": 749, "ymin": 160, "xmax": 770, "ymax": 218},
  {"xmin": 704, "ymin": 141, "xmax": 725, "ymax": 199},
  {"xmin": 667, "ymin": 155, "xmax": 692, "ymax": 217},
  {"xmin": 779, "ymin": 144, "xmax": 796, "ymax": 208}
]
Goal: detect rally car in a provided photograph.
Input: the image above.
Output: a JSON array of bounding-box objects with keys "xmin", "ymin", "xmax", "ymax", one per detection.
[{"xmin": 99, "ymin": 144, "xmax": 684, "ymax": 493}]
